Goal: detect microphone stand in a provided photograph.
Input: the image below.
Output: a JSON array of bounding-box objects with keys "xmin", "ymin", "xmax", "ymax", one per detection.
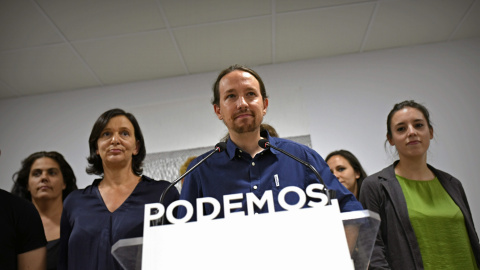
[
  {"xmin": 156, "ymin": 142, "xmax": 226, "ymax": 225},
  {"xmin": 258, "ymin": 139, "xmax": 335, "ymax": 205}
]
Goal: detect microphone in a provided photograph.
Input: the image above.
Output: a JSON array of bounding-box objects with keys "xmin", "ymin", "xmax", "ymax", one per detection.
[
  {"xmin": 157, "ymin": 142, "xmax": 227, "ymax": 225},
  {"xmin": 258, "ymin": 139, "xmax": 334, "ymax": 205}
]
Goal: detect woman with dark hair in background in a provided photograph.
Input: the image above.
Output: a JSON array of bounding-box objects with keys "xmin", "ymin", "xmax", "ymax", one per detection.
[
  {"xmin": 12, "ymin": 151, "xmax": 77, "ymax": 270},
  {"xmin": 326, "ymin": 150, "xmax": 367, "ymax": 199},
  {"xmin": 59, "ymin": 108, "xmax": 179, "ymax": 270},
  {"xmin": 360, "ymin": 100, "xmax": 479, "ymax": 269}
]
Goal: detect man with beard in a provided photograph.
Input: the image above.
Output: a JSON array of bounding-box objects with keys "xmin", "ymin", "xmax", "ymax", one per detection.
[{"xmin": 178, "ymin": 65, "xmax": 362, "ymax": 221}]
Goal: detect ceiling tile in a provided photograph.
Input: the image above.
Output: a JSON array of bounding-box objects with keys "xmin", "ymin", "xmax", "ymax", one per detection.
[
  {"xmin": 72, "ymin": 31, "xmax": 186, "ymax": 85},
  {"xmin": 37, "ymin": 0, "xmax": 165, "ymax": 41},
  {"xmin": 1, "ymin": 0, "xmax": 479, "ymax": 101},
  {"xmin": 275, "ymin": 3, "xmax": 375, "ymax": 63},
  {"xmin": 160, "ymin": 0, "xmax": 271, "ymax": 27},
  {"xmin": 452, "ymin": 1, "xmax": 480, "ymax": 40},
  {"xmin": 173, "ymin": 18, "xmax": 271, "ymax": 74},
  {"xmin": 0, "ymin": 44, "xmax": 101, "ymax": 95},
  {"xmin": 364, "ymin": 0, "xmax": 473, "ymax": 51},
  {"xmin": 0, "ymin": 0, "xmax": 63, "ymax": 50},
  {"xmin": 276, "ymin": 0, "xmax": 372, "ymax": 12}
]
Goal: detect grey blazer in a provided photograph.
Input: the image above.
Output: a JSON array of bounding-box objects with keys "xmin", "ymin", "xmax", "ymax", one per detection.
[{"xmin": 359, "ymin": 161, "xmax": 480, "ymax": 270}]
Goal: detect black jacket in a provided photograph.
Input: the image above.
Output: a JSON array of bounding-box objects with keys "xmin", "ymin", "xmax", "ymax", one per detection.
[{"xmin": 359, "ymin": 161, "xmax": 480, "ymax": 269}]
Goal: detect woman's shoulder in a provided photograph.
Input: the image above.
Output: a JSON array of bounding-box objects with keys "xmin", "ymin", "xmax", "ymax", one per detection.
[
  {"xmin": 428, "ymin": 164, "xmax": 462, "ymax": 185},
  {"xmin": 139, "ymin": 176, "xmax": 178, "ymax": 194},
  {"xmin": 137, "ymin": 175, "xmax": 179, "ymax": 202},
  {"xmin": 63, "ymin": 181, "xmax": 99, "ymax": 206},
  {"xmin": 70, "ymin": 181, "xmax": 99, "ymax": 195},
  {"xmin": 0, "ymin": 189, "xmax": 36, "ymax": 213},
  {"xmin": 141, "ymin": 175, "xmax": 171, "ymax": 187},
  {"xmin": 363, "ymin": 164, "xmax": 395, "ymax": 184}
]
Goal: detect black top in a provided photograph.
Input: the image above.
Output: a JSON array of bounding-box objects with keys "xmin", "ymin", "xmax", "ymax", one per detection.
[
  {"xmin": 0, "ymin": 189, "xmax": 47, "ymax": 270},
  {"xmin": 47, "ymin": 239, "xmax": 60, "ymax": 270}
]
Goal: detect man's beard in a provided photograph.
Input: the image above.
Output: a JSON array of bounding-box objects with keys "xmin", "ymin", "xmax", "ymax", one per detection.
[
  {"xmin": 225, "ymin": 112, "xmax": 261, "ymax": 134},
  {"xmin": 232, "ymin": 121, "xmax": 258, "ymax": 134}
]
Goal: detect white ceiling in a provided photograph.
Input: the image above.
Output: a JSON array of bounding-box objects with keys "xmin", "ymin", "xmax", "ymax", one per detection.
[{"xmin": 1, "ymin": 0, "xmax": 479, "ymax": 100}]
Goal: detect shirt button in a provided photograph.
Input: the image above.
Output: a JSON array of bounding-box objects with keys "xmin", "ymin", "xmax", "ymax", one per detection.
[
  {"xmin": 239, "ymin": 150, "xmax": 243, "ymax": 153},
  {"xmin": 253, "ymin": 185, "xmax": 258, "ymax": 190},
  {"xmin": 252, "ymin": 162, "xmax": 255, "ymax": 166}
]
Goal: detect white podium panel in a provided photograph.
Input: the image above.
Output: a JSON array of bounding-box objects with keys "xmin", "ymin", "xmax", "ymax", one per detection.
[
  {"xmin": 142, "ymin": 199, "xmax": 352, "ymax": 270},
  {"xmin": 112, "ymin": 201, "xmax": 381, "ymax": 270}
]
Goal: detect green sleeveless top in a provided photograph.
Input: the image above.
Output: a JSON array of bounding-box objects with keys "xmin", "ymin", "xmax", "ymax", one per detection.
[{"xmin": 397, "ymin": 175, "xmax": 478, "ymax": 269}]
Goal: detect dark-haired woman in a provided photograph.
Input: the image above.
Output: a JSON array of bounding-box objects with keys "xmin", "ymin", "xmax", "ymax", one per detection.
[
  {"xmin": 360, "ymin": 100, "xmax": 479, "ymax": 269},
  {"xmin": 326, "ymin": 150, "xmax": 367, "ymax": 199},
  {"xmin": 12, "ymin": 151, "xmax": 77, "ymax": 270},
  {"xmin": 59, "ymin": 109, "xmax": 179, "ymax": 270}
]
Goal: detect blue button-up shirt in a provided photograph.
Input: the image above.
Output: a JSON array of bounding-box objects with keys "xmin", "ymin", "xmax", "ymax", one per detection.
[{"xmin": 179, "ymin": 132, "xmax": 362, "ymax": 220}]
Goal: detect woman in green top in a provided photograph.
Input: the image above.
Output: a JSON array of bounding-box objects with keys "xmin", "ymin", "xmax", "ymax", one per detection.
[{"xmin": 360, "ymin": 100, "xmax": 480, "ymax": 270}]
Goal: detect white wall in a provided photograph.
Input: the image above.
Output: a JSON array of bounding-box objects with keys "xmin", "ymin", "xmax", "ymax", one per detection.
[{"xmin": 1, "ymin": 38, "xmax": 479, "ymax": 232}]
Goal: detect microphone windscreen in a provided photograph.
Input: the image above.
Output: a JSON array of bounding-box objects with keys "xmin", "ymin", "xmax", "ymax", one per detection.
[
  {"xmin": 258, "ymin": 139, "xmax": 270, "ymax": 149},
  {"xmin": 215, "ymin": 142, "xmax": 227, "ymax": 152}
]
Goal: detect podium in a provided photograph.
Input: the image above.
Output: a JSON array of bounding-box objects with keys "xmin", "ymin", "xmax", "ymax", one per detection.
[{"xmin": 112, "ymin": 201, "xmax": 380, "ymax": 270}]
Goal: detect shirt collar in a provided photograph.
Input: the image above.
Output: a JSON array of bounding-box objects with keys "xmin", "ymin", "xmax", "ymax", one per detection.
[
  {"xmin": 225, "ymin": 130, "xmax": 278, "ymax": 160},
  {"xmin": 260, "ymin": 129, "xmax": 280, "ymax": 155},
  {"xmin": 225, "ymin": 138, "xmax": 238, "ymax": 160}
]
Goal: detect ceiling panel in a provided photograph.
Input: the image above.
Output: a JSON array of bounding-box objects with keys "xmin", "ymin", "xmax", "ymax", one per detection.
[
  {"xmin": 275, "ymin": 3, "xmax": 375, "ymax": 63},
  {"xmin": 174, "ymin": 18, "xmax": 272, "ymax": 74},
  {"xmin": 276, "ymin": 0, "xmax": 371, "ymax": 12},
  {"xmin": 73, "ymin": 31, "xmax": 186, "ymax": 85},
  {"xmin": 452, "ymin": 1, "xmax": 480, "ymax": 40},
  {"xmin": 161, "ymin": 0, "xmax": 271, "ymax": 27},
  {"xmin": 37, "ymin": 0, "xmax": 165, "ymax": 41},
  {"xmin": 0, "ymin": 0, "xmax": 479, "ymax": 100},
  {"xmin": 0, "ymin": 0, "xmax": 63, "ymax": 50},
  {"xmin": 0, "ymin": 44, "xmax": 101, "ymax": 95},
  {"xmin": 364, "ymin": 0, "xmax": 473, "ymax": 51}
]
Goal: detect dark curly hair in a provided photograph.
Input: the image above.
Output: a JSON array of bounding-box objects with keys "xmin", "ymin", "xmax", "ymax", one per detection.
[
  {"xmin": 86, "ymin": 108, "xmax": 146, "ymax": 176},
  {"xmin": 211, "ymin": 64, "xmax": 268, "ymax": 106},
  {"xmin": 11, "ymin": 151, "xmax": 77, "ymax": 201},
  {"xmin": 325, "ymin": 149, "xmax": 367, "ymax": 198}
]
